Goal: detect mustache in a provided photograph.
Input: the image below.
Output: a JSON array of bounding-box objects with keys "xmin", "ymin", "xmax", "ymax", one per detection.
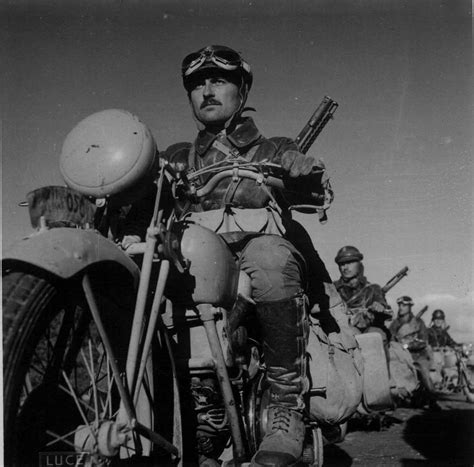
[{"xmin": 201, "ymin": 99, "xmax": 221, "ymax": 109}]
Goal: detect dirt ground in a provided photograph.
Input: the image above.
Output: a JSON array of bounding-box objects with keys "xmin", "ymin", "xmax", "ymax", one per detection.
[{"xmin": 324, "ymin": 397, "xmax": 474, "ymax": 467}]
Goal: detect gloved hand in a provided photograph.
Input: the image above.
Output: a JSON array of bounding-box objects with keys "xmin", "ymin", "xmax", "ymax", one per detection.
[
  {"xmin": 350, "ymin": 309, "xmax": 373, "ymax": 330},
  {"xmin": 121, "ymin": 235, "xmax": 141, "ymax": 250},
  {"xmin": 281, "ymin": 150, "xmax": 324, "ymax": 177}
]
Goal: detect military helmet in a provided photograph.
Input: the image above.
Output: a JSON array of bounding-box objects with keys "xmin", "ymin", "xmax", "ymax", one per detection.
[
  {"xmin": 181, "ymin": 45, "xmax": 253, "ymax": 92},
  {"xmin": 396, "ymin": 296, "xmax": 414, "ymax": 306},
  {"xmin": 334, "ymin": 246, "xmax": 363, "ymax": 265},
  {"xmin": 432, "ymin": 309, "xmax": 445, "ymax": 320}
]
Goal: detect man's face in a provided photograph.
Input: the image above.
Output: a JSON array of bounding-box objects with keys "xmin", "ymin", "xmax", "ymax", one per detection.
[
  {"xmin": 433, "ymin": 318, "xmax": 445, "ymax": 329},
  {"xmin": 398, "ymin": 304, "xmax": 412, "ymax": 322},
  {"xmin": 338, "ymin": 260, "xmax": 362, "ymax": 281},
  {"xmin": 189, "ymin": 71, "xmax": 241, "ymax": 127}
]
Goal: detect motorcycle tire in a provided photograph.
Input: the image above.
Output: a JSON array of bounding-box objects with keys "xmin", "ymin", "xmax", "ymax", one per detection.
[
  {"xmin": 3, "ymin": 269, "xmax": 182, "ymax": 466},
  {"xmin": 459, "ymin": 364, "xmax": 474, "ymax": 404}
]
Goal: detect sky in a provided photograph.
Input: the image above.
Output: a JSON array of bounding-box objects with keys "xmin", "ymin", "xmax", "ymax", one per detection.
[{"xmin": 2, "ymin": 0, "xmax": 473, "ymax": 341}]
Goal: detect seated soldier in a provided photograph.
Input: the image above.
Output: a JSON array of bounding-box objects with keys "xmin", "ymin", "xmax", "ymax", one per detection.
[
  {"xmin": 122, "ymin": 44, "xmax": 338, "ymax": 466},
  {"xmin": 390, "ymin": 296, "xmax": 441, "ymax": 410},
  {"xmin": 333, "ymin": 246, "xmax": 392, "ymax": 344},
  {"xmin": 428, "ymin": 309, "xmax": 458, "ymax": 348}
]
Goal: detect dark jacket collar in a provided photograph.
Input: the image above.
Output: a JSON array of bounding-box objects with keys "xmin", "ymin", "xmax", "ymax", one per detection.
[{"xmin": 194, "ymin": 117, "xmax": 262, "ymax": 156}]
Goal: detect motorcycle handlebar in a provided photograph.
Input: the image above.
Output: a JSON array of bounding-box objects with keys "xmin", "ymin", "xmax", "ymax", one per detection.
[
  {"xmin": 190, "ymin": 168, "xmax": 285, "ymax": 197},
  {"xmin": 123, "ymin": 164, "xmax": 326, "ymax": 257}
]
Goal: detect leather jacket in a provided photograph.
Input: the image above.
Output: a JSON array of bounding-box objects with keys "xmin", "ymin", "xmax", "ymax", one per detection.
[
  {"xmin": 124, "ymin": 117, "xmax": 327, "ymax": 239},
  {"xmin": 163, "ymin": 117, "xmax": 325, "ymax": 212}
]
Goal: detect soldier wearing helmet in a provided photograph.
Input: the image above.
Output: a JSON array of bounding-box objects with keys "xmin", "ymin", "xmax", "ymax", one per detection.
[
  {"xmin": 123, "ymin": 45, "xmax": 335, "ymax": 466},
  {"xmin": 333, "ymin": 246, "xmax": 392, "ymax": 341},
  {"xmin": 428, "ymin": 309, "xmax": 458, "ymax": 348},
  {"xmin": 389, "ymin": 296, "xmax": 441, "ymax": 410},
  {"xmin": 389, "ymin": 296, "xmax": 428, "ymax": 343}
]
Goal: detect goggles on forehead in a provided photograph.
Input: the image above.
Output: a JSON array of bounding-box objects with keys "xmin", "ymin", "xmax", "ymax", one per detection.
[{"xmin": 182, "ymin": 47, "xmax": 251, "ymax": 77}]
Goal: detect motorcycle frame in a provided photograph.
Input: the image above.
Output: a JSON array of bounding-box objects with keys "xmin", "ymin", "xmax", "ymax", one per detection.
[{"xmin": 79, "ymin": 166, "xmax": 248, "ymax": 463}]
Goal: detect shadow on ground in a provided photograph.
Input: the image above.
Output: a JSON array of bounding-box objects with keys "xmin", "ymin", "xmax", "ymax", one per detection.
[
  {"xmin": 401, "ymin": 407, "xmax": 474, "ymax": 466},
  {"xmin": 322, "ymin": 443, "xmax": 354, "ymax": 466}
]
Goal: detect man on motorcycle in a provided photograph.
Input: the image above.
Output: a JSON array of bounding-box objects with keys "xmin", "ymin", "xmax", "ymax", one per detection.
[
  {"xmin": 389, "ymin": 296, "xmax": 441, "ymax": 410},
  {"xmin": 333, "ymin": 246, "xmax": 392, "ymax": 343},
  {"xmin": 123, "ymin": 45, "xmax": 335, "ymax": 466},
  {"xmin": 428, "ymin": 309, "xmax": 458, "ymax": 348},
  {"xmin": 333, "ymin": 246, "xmax": 396, "ymax": 428},
  {"xmin": 389, "ymin": 296, "xmax": 428, "ymax": 343}
]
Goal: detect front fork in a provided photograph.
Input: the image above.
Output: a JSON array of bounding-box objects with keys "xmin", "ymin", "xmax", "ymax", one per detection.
[
  {"xmin": 81, "ymin": 222, "xmax": 252, "ymax": 463},
  {"xmin": 198, "ymin": 304, "xmax": 247, "ymax": 463},
  {"xmin": 81, "ymin": 263, "xmax": 181, "ymax": 460}
]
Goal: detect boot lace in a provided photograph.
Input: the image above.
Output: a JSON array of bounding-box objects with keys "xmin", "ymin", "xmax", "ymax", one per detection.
[{"xmin": 270, "ymin": 408, "xmax": 292, "ymax": 433}]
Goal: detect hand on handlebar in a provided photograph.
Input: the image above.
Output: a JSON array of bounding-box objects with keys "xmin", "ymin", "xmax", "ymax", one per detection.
[{"xmin": 281, "ymin": 150, "xmax": 325, "ymax": 177}]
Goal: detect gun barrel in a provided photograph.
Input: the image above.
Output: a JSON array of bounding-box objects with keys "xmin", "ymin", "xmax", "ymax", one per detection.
[
  {"xmin": 295, "ymin": 96, "xmax": 338, "ymax": 154},
  {"xmin": 381, "ymin": 266, "xmax": 409, "ymax": 294},
  {"xmin": 415, "ymin": 305, "xmax": 429, "ymax": 320}
]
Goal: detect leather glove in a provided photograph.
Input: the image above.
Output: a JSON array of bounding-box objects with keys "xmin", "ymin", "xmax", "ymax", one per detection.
[{"xmin": 281, "ymin": 150, "xmax": 324, "ymax": 177}]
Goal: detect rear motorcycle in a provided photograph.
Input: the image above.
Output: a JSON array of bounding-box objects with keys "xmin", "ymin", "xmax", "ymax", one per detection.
[{"xmin": 430, "ymin": 345, "xmax": 474, "ymax": 403}]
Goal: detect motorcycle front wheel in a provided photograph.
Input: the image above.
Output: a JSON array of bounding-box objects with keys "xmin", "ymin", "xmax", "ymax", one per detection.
[
  {"xmin": 3, "ymin": 269, "xmax": 181, "ymax": 466},
  {"xmin": 458, "ymin": 362, "xmax": 474, "ymax": 403}
]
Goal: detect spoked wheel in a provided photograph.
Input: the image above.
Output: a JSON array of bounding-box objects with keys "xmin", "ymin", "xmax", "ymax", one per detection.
[{"xmin": 3, "ymin": 269, "xmax": 182, "ymax": 466}]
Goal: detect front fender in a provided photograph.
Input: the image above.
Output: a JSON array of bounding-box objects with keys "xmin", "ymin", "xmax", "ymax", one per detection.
[{"xmin": 2, "ymin": 228, "xmax": 140, "ymax": 286}]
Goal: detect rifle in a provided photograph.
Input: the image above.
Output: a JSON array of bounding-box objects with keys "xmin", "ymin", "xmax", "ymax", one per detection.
[
  {"xmin": 415, "ymin": 305, "xmax": 428, "ymax": 320},
  {"xmin": 381, "ymin": 266, "xmax": 409, "ymax": 294},
  {"xmin": 295, "ymin": 96, "xmax": 338, "ymax": 154}
]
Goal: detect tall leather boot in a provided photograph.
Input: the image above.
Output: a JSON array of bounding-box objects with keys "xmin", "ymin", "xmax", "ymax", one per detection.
[{"xmin": 251, "ymin": 296, "xmax": 309, "ymax": 467}]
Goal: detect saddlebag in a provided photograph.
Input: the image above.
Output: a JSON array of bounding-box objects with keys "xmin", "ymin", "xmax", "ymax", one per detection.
[
  {"xmin": 307, "ymin": 285, "xmax": 364, "ymax": 425},
  {"xmin": 355, "ymin": 332, "xmax": 393, "ymax": 412},
  {"xmin": 389, "ymin": 341, "xmax": 419, "ymax": 402}
]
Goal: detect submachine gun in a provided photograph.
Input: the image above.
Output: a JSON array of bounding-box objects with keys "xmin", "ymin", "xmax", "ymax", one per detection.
[
  {"xmin": 292, "ymin": 96, "xmax": 338, "ymax": 222},
  {"xmin": 295, "ymin": 96, "xmax": 339, "ymax": 154}
]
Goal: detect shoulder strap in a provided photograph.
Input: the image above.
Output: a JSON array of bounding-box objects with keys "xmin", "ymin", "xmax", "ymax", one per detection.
[{"xmin": 187, "ymin": 143, "xmax": 196, "ymax": 170}]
